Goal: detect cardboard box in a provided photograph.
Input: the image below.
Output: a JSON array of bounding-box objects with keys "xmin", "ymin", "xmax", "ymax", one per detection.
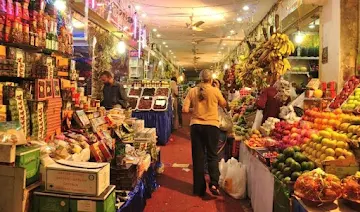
[
  {"xmin": 322, "ymin": 158, "xmax": 359, "ymax": 179},
  {"xmin": 46, "ymin": 160, "xmax": 110, "ymax": 196},
  {"xmin": 0, "ymin": 165, "xmax": 41, "ymax": 212},
  {"xmin": 32, "ymin": 185, "xmax": 116, "ymax": 212},
  {"xmin": 16, "ymin": 145, "xmax": 40, "ymax": 186},
  {"xmin": 0, "ymin": 143, "xmax": 16, "ymax": 163}
]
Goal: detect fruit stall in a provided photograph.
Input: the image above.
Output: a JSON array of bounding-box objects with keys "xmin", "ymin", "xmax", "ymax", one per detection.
[
  {"xmin": 218, "ymin": 3, "xmax": 360, "ymax": 211},
  {"xmin": 236, "ymin": 86, "xmax": 360, "ymax": 212},
  {"xmin": 124, "ymin": 80, "xmax": 173, "ymax": 145}
]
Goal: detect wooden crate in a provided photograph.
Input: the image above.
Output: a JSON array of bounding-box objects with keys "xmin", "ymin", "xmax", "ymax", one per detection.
[{"xmin": 0, "ymin": 165, "xmax": 41, "ymax": 212}]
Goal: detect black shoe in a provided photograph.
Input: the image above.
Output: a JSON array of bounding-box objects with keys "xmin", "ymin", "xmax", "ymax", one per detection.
[{"xmin": 209, "ymin": 185, "xmax": 220, "ymax": 196}]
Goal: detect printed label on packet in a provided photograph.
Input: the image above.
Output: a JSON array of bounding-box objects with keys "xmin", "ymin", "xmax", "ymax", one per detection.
[{"xmin": 77, "ymin": 200, "xmax": 96, "ymax": 212}]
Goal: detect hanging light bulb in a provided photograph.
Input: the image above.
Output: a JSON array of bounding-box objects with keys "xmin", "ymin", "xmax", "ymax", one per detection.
[
  {"xmin": 117, "ymin": 40, "xmax": 126, "ymax": 54},
  {"xmin": 295, "ymin": 31, "xmax": 304, "ymax": 44},
  {"xmin": 179, "ymin": 75, "xmax": 184, "ymax": 82},
  {"xmin": 54, "ymin": 0, "xmax": 66, "ymax": 12},
  {"xmin": 224, "ymin": 64, "xmax": 229, "ymax": 69},
  {"xmin": 309, "ymin": 21, "xmax": 315, "ymax": 29},
  {"xmin": 212, "ymin": 73, "xmax": 218, "ymax": 79}
]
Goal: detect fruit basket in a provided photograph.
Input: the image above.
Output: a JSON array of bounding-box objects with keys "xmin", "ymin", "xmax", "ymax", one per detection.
[
  {"xmin": 155, "ymin": 87, "xmax": 170, "ymax": 97},
  {"xmin": 294, "ymin": 168, "xmax": 342, "ymax": 205},
  {"xmin": 142, "ymin": 88, "xmax": 156, "ymax": 96},
  {"xmin": 128, "ymin": 97, "xmax": 139, "ymax": 109},
  {"xmin": 136, "ymin": 96, "xmax": 153, "ymax": 111},
  {"xmin": 128, "ymin": 88, "xmax": 143, "ymax": 97},
  {"xmin": 152, "ymin": 96, "xmax": 168, "ymax": 111},
  {"xmin": 342, "ymin": 172, "xmax": 360, "ymax": 204}
]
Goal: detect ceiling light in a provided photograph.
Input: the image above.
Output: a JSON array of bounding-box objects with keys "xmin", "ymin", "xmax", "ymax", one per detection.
[
  {"xmin": 135, "ymin": 5, "xmax": 141, "ymax": 10},
  {"xmin": 236, "ymin": 17, "xmax": 243, "ymax": 22},
  {"xmin": 230, "ymin": 30, "xmax": 235, "ymax": 34},
  {"xmin": 243, "ymin": 5, "xmax": 249, "ymax": 11},
  {"xmin": 165, "ymin": 45, "xmax": 168, "ymax": 48},
  {"xmin": 295, "ymin": 31, "xmax": 304, "ymax": 44},
  {"xmin": 72, "ymin": 18, "xmax": 84, "ymax": 28},
  {"xmin": 162, "ymin": 41, "xmax": 166, "ymax": 45},
  {"xmin": 152, "ymin": 28, "xmax": 157, "ymax": 32},
  {"xmin": 227, "ymin": 36, "xmax": 231, "ymax": 39},
  {"xmin": 222, "ymin": 43, "xmax": 226, "ymax": 46},
  {"xmin": 117, "ymin": 40, "xmax": 126, "ymax": 54},
  {"xmin": 174, "ymin": 56, "xmax": 176, "ymax": 58},
  {"xmin": 141, "ymin": 13, "xmax": 147, "ymax": 18},
  {"xmin": 218, "ymin": 51, "xmax": 221, "ymax": 54},
  {"xmin": 156, "ymin": 34, "xmax": 161, "ymax": 38},
  {"xmin": 169, "ymin": 50, "xmax": 172, "ymax": 52},
  {"xmin": 212, "ymin": 73, "xmax": 217, "ymax": 79},
  {"xmin": 220, "ymin": 47, "xmax": 224, "ymax": 50},
  {"xmin": 309, "ymin": 22, "xmax": 315, "ymax": 29},
  {"xmin": 224, "ymin": 64, "xmax": 229, "ymax": 69},
  {"xmin": 54, "ymin": 0, "xmax": 66, "ymax": 12},
  {"xmin": 171, "ymin": 52, "xmax": 174, "ymax": 54}
]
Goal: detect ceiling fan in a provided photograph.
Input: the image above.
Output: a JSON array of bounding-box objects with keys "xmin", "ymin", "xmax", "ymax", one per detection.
[
  {"xmin": 192, "ymin": 48, "xmax": 205, "ymax": 55},
  {"xmin": 186, "ymin": 15, "xmax": 205, "ymax": 31},
  {"xmin": 192, "ymin": 38, "xmax": 205, "ymax": 44}
]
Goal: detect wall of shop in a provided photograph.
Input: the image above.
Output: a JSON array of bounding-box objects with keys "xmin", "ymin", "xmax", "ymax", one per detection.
[{"xmin": 319, "ymin": 0, "xmax": 341, "ymax": 86}]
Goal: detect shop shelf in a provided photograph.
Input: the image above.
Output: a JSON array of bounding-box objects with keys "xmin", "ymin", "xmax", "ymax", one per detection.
[
  {"xmin": 286, "ymin": 72, "xmax": 310, "ymax": 77},
  {"xmin": 288, "ymin": 56, "xmax": 319, "ymax": 60}
]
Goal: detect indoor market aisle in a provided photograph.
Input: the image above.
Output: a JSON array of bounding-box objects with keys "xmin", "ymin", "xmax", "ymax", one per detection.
[{"xmin": 145, "ymin": 114, "xmax": 252, "ymax": 212}]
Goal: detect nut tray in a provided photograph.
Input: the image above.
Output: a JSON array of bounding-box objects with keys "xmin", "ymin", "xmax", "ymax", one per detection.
[
  {"xmin": 128, "ymin": 87, "xmax": 143, "ymax": 97},
  {"xmin": 136, "ymin": 96, "xmax": 153, "ymax": 111},
  {"xmin": 128, "ymin": 97, "xmax": 139, "ymax": 109},
  {"xmin": 155, "ymin": 87, "xmax": 170, "ymax": 97},
  {"xmin": 152, "ymin": 96, "xmax": 168, "ymax": 111}
]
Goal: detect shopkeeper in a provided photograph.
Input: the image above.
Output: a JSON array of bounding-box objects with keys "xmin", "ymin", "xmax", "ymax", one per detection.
[{"xmin": 100, "ymin": 71, "xmax": 129, "ymax": 109}]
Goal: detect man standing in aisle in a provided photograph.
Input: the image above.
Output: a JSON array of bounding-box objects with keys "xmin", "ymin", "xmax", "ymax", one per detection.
[
  {"xmin": 171, "ymin": 77, "xmax": 179, "ymax": 130},
  {"xmin": 177, "ymin": 82, "xmax": 184, "ymax": 128},
  {"xmin": 100, "ymin": 71, "xmax": 129, "ymax": 110}
]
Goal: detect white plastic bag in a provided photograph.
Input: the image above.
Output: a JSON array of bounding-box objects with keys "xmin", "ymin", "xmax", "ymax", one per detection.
[
  {"xmin": 219, "ymin": 157, "xmax": 246, "ymax": 199},
  {"xmin": 252, "ymin": 110, "xmax": 263, "ymax": 130},
  {"xmin": 219, "ymin": 158, "xmax": 227, "ymax": 186}
]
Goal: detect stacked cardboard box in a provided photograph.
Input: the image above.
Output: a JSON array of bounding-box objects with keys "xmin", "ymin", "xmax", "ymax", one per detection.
[
  {"xmin": 46, "ymin": 97, "xmax": 62, "ymax": 139},
  {"xmin": 32, "ymin": 160, "xmax": 115, "ymax": 212},
  {"xmin": 110, "ymin": 164, "xmax": 138, "ymax": 190}
]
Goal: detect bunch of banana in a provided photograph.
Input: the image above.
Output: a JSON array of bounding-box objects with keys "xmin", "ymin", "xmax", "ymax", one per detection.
[
  {"xmin": 269, "ymin": 33, "xmax": 295, "ymax": 56},
  {"xmin": 269, "ymin": 58, "xmax": 291, "ymax": 75}
]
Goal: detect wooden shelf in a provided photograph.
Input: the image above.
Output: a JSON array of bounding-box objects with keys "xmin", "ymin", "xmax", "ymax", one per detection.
[
  {"xmin": 288, "ymin": 56, "xmax": 319, "ymax": 60},
  {"xmin": 0, "ymin": 41, "xmax": 72, "ymax": 58},
  {"xmin": 286, "ymin": 71, "xmax": 310, "ymax": 77}
]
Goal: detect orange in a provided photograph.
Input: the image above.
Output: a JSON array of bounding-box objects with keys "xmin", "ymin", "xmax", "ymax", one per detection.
[
  {"xmin": 321, "ymin": 119, "xmax": 328, "ymax": 125},
  {"xmin": 333, "ymin": 108, "xmax": 342, "ymax": 115}
]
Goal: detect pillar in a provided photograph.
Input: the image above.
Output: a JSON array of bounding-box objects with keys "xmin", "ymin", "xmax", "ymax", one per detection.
[{"xmin": 319, "ymin": 0, "xmax": 359, "ymax": 92}]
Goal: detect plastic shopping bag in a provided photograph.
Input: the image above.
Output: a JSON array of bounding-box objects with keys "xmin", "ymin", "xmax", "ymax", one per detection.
[
  {"xmin": 252, "ymin": 110, "xmax": 263, "ymax": 130},
  {"xmin": 219, "ymin": 158, "xmax": 228, "ymax": 187},
  {"xmin": 219, "ymin": 157, "xmax": 246, "ymax": 199}
]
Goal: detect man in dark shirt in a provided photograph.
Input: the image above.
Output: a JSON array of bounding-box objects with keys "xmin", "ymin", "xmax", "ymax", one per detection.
[{"xmin": 100, "ymin": 71, "xmax": 128, "ymax": 109}]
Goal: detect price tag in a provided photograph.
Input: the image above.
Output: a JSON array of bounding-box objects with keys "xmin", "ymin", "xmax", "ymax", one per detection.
[{"xmin": 155, "ymin": 99, "xmax": 166, "ymax": 106}]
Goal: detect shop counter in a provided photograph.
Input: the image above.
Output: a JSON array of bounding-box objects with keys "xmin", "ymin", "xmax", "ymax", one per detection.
[
  {"xmin": 292, "ymin": 197, "xmax": 357, "ymax": 212},
  {"xmin": 117, "ymin": 164, "xmax": 159, "ymax": 212},
  {"xmin": 132, "ymin": 98, "xmax": 172, "ymax": 145},
  {"xmin": 239, "ymin": 142, "xmax": 274, "ymax": 212}
]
